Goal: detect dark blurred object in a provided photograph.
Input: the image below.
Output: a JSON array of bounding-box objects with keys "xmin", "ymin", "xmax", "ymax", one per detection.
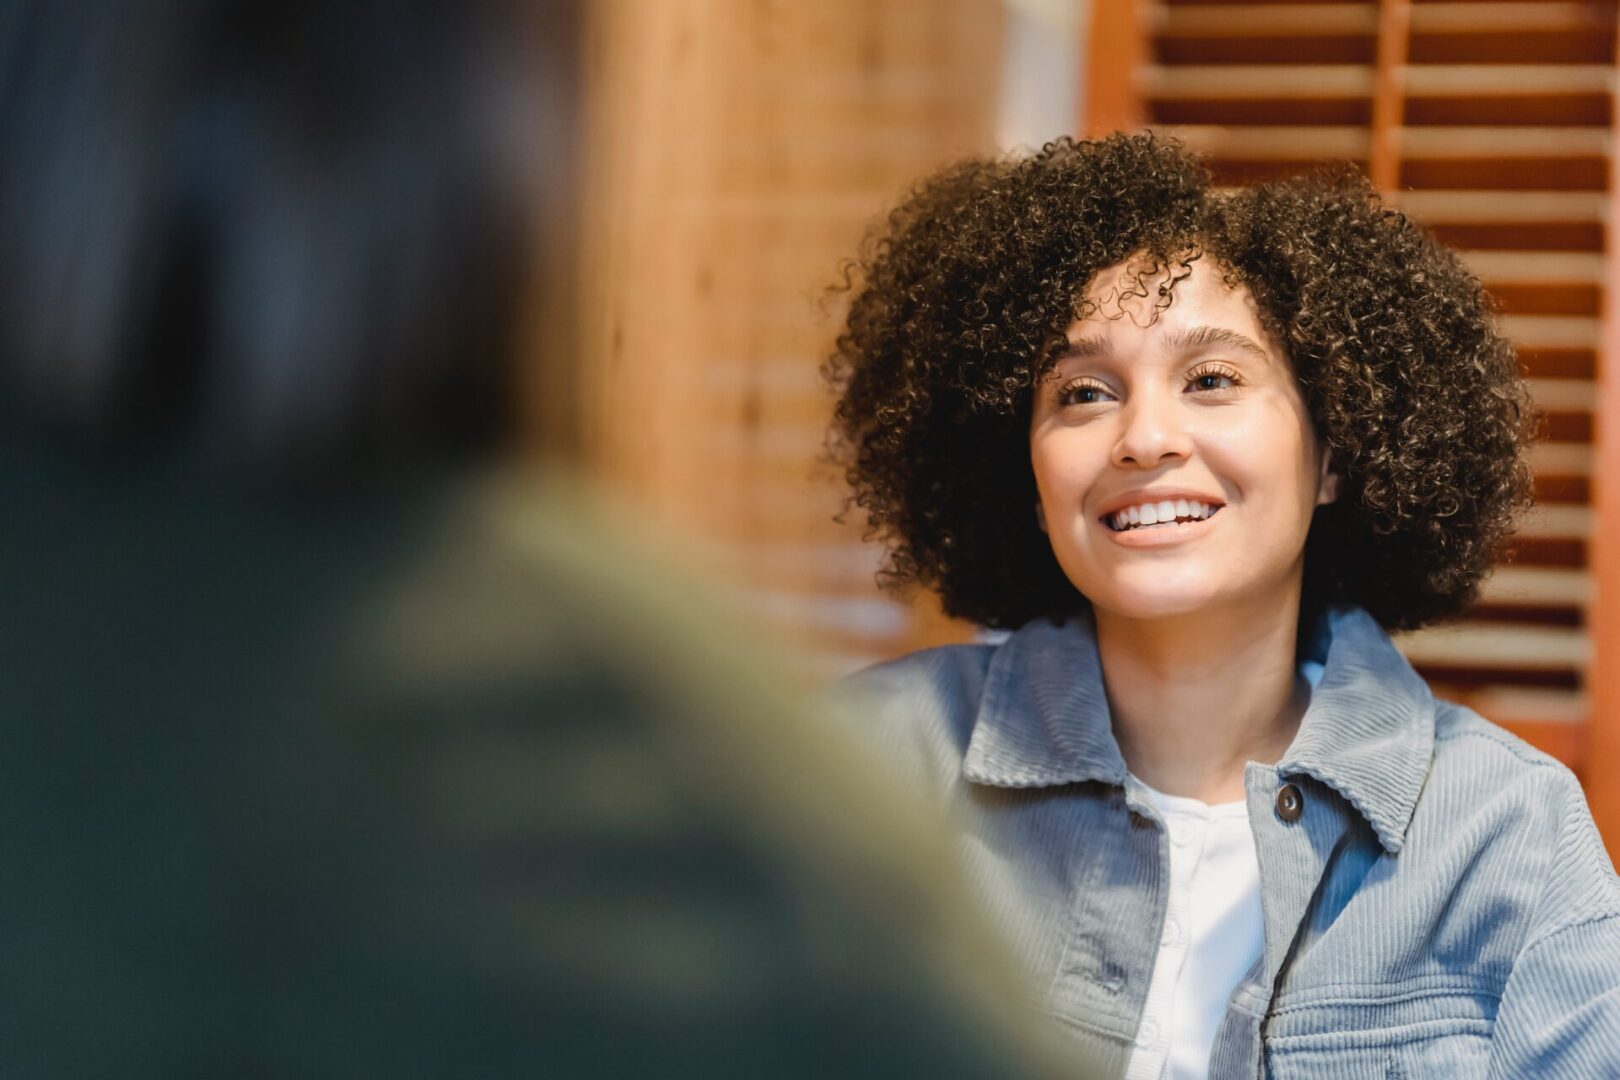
[
  {"xmin": 0, "ymin": 0, "xmax": 573, "ymax": 469},
  {"xmin": 0, "ymin": 443, "xmax": 1065, "ymax": 1077},
  {"xmin": 0, "ymin": 2, "xmax": 1071, "ymax": 1076}
]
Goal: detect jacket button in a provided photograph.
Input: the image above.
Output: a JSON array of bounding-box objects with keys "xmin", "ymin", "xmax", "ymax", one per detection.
[{"xmin": 1275, "ymin": 783, "xmax": 1304, "ymax": 822}]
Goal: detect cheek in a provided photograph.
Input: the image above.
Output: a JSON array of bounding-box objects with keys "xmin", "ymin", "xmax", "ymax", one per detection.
[
  {"xmin": 1030, "ymin": 427, "xmax": 1103, "ymax": 508},
  {"xmin": 1198, "ymin": 407, "xmax": 1314, "ymax": 497}
]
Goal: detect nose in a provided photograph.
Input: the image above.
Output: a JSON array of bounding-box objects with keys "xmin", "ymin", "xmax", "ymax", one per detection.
[{"xmin": 1111, "ymin": 388, "xmax": 1192, "ymax": 468}]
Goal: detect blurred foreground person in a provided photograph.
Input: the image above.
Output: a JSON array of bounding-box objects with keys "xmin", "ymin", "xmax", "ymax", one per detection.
[{"xmin": 0, "ymin": 3, "xmax": 1074, "ymax": 1076}]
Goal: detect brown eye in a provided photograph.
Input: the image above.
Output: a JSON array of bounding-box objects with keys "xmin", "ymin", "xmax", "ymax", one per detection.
[
  {"xmin": 1059, "ymin": 382, "xmax": 1113, "ymax": 407},
  {"xmin": 1189, "ymin": 368, "xmax": 1238, "ymax": 392}
]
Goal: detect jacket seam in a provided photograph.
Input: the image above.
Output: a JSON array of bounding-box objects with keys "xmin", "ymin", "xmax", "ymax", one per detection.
[
  {"xmin": 1510, "ymin": 768, "xmax": 1602, "ymax": 961},
  {"xmin": 1519, "ymin": 910, "xmax": 1620, "ymax": 959},
  {"xmin": 1268, "ymin": 981, "xmax": 1503, "ymax": 1016},
  {"xmin": 1274, "ymin": 973, "xmax": 1499, "ymax": 995},
  {"xmin": 1265, "ymin": 1016, "xmax": 1493, "ymax": 1050},
  {"xmin": 1433, "ymin": 725, "xmax": 1564, "ymax": 770}
]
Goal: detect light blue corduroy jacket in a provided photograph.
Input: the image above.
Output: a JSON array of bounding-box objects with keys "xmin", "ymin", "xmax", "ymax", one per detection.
[{"xmin": 838, "ymin": 605, "xmax": 1620, "ymax": 1078}]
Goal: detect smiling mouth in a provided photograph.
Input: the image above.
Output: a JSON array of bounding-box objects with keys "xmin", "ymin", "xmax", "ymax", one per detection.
[{"xmin": 1103, "ymin": 505, "xmax": 1224, "ymax": 533}]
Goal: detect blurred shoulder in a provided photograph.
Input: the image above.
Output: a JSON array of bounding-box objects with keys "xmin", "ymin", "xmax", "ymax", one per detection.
[{"xmin": 842, "ymin": 640, "xmax": 997, "ymax": 707}]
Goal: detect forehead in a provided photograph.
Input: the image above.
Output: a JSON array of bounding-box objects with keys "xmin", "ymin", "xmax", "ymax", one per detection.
[{"xmin": 1070, "ymin": 253, "xmax": 1268, "ymax": 349}]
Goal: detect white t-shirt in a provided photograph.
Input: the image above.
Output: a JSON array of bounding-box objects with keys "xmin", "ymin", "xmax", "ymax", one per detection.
[
  {"xmin": 1122, "ymin": 661, "xmax": 1323, "ymax": 1080},
  {"xmin": 1121, "ymin": 777, "xmax": 1262, "ymax": 1080}
]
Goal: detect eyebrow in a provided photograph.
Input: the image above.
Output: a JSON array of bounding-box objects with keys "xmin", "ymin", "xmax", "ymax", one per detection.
[
  {"xmin": 1054, "ymin": 325, "xmax": 1273, "ymax": 366},
  {"xmin": 1171, "ymin": 325, "xmax": 1274, "ymax": 364}
]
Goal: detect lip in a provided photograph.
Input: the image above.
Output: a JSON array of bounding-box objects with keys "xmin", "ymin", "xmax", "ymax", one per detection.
[{"xmin": 1089, "ymin": 489, "xmax": 1229, "ymax": 548}]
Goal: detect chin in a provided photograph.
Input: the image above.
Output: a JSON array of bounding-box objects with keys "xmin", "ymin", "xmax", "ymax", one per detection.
[
  {"xmin": 1068, "ymin": 559, "xmax": 1225, "ymax": 621},
  {"xmin": 1089, "ymin": 590, "xmax": 1222, "ymax": 622}
]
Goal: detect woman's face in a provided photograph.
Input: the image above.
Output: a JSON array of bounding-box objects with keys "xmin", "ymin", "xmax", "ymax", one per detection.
[{"xmin": 1029, "ymin": 253, "xmax": 1338, "ymax": 622}]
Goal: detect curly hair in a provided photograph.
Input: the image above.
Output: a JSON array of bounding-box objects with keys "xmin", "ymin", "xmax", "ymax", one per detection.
[{"xmin": 824, "ymin": 132, "xmax": 1536, "ymax": 632}]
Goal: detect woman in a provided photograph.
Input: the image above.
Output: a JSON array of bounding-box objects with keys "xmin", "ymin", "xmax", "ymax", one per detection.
[{"xmin": 827, "ymin": 133, "xmax": 1619, "ymax": 1077}]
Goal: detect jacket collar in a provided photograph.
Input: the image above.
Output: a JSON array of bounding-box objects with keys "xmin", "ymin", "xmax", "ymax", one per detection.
[{"xmin": 961, "ymin": 606, "xmax": 1435, "ymax": 854}]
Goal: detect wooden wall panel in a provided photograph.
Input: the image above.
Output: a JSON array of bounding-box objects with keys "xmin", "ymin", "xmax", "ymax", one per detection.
[
  {"xmin": 566, "ymin": 1, "xmax": 1003, "ymax": 675},
  {"xmin": 1084, "ymin": 0, "xmax": 1145, "ymax": 136}
]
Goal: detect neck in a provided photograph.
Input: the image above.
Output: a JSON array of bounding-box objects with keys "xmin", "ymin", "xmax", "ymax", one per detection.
[{"xmin": 1094, "ymin": 584, "xmax": 1311, "ymax": 805}]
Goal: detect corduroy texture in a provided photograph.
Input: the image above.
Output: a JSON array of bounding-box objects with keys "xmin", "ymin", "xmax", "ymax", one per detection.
[{"xmin": 836, "ymin": 607, "xmax": 1620, "ymax": 1078}]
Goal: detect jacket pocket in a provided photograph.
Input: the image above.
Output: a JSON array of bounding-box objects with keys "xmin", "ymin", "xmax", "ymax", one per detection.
[{"xmin": 1262, "ymin": 986, "xmax": 1496, "ymax": 1079}]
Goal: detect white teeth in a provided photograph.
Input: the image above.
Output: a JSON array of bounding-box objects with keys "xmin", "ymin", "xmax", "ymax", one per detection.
[{"xmin": 1107, "ymin": 499, "xmax": 1221, "ymax": 531}]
